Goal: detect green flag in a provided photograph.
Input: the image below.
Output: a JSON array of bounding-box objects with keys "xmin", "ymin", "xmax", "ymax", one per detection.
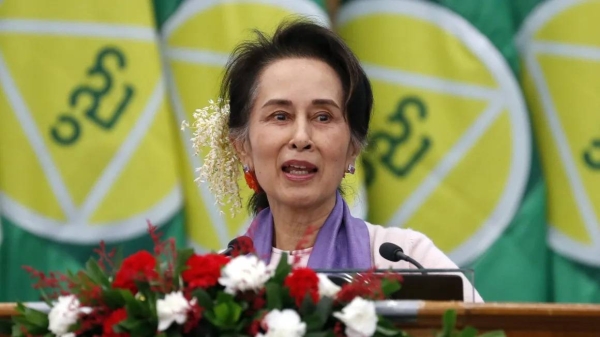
[
  {"xmin": 436, "ymin": 0, "xmax": 551, "ymax": 302},
  {"xmin": 337, "ymin": 0, "xmax": 549, "ymax": 302},
  {"xmin": 516, "ymin": 0, "xmax": 600, "ymax": 303},
  {"xmin": 0, "ymin": 0, "xmax": 185, "ymax": 301}
]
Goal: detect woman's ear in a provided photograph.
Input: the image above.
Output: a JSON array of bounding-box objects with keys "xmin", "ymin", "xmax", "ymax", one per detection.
[
  {"xmin": 347, "ymin": 139, "xmax": 361, "ymax": 165},
  {"xmin": 232, "ymin": 136, "xmax": 253, "ymax": 167}
]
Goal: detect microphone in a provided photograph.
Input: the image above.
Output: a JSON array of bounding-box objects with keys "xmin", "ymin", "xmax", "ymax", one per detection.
[
  {"xmin": 221, "ymin": 236, "xmax": 254, "ymax": 256},
  {"xmin": 379, "ymin": 242, "xmax": 425, "ymax": 269}
]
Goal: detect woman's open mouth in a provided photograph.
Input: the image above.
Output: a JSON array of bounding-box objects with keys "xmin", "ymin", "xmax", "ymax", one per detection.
[{"xmin": 282, "ymin": 161, "xmax": 318, "ymax": 180}]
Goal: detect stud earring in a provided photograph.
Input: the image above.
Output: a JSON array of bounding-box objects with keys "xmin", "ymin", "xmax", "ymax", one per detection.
[
  {"xmin": 346, "ymin": 164, "xmax": 356, "ymax": 175},
  {"xmin": 243, "ymin": 165, "xmax": 261, "ymax": 193}
]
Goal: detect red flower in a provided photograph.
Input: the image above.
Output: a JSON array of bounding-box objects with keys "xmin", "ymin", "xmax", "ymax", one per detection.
[
  {"xmin": 336, "ymin": 273, "xmax": 402, "ymax": 304},
  {"xmin": 103, "ymin": 308, "xmax": 129, "ymax": 337},
  {"xmin": 284, "ymin": 268, "xmax": 319, "ymax": 307},
  {"xmin": 333, "ymin": 321, "xmax": 345, "ymax": 337},
  {"xmin": 183, "ymin": 300, "xmax": 204, "ymax": 333},
  {"xmin": 247, "ymin": 311, "xmax": 267, "ymax": 336},
  {"xmin": 251, "ymin": 292, "xmax": 267, "ymax": 311},
  {"xmin": 112, "ymin": 251, "xmax": 158, "ymax": 293},
  {"xmin": 182, "ymin": 254, "xmax": 230, "ymax": 289},
  {"xmin": 248, "ymin": 318, "xmax": 262, "ymax": 337}
]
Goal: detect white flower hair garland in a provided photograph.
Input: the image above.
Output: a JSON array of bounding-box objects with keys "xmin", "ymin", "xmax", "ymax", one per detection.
[{"xmin": 182, "ymin": 99, "xmax": 243, "ymax": 214}]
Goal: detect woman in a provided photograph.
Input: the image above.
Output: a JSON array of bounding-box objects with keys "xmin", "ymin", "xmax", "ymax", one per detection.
[{"xmin": 193, "ymin": 19, "xmax": 482, "ymax": 303}]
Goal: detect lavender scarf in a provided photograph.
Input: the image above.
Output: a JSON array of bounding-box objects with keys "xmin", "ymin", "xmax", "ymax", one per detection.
[{"xmin": 247, "ymin": 192, "xmax": 372, "ymax": 269}]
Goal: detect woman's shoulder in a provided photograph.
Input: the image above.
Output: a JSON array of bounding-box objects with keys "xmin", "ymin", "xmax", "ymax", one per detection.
[
  {"xmin": 364, "ymin": 222, "xmax": 484, "ymax": 303},
  {"xmin": 364, "ymin": 222, "xmax": 458, "ymax": 270},
  {"xmin": 364, "ymin": 222, "xmax": 437, "ymax": 258}
]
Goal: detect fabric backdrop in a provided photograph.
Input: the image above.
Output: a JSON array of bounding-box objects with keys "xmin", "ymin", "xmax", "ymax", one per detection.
[{"xmin": 1, "ymin": 0, "xmax": 599, "ymax": 303}]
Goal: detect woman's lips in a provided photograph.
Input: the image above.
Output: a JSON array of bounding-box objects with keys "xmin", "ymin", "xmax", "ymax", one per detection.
[{"xmin": 282, "ymin": 160, "xmax": 318, "ymax": 181}]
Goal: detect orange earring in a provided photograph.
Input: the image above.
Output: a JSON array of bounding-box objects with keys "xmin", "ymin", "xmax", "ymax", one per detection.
[{"xmin": 243, "ymin": 165, "xmax": 261, "ymax": 193}]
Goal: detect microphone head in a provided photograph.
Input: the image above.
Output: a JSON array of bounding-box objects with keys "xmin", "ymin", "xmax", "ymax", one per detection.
[
  {"xmin": 379, "ymin": 242, "xmax": 404, "ymax": 262},
  {"xmin": 227, "ymin": 236, "xmax": 255, "ymax": 256}
]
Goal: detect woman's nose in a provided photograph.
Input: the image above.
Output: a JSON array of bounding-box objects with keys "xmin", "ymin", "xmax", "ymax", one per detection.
[{"xmin": 289, "ymin": 120, "xmax": 313, "ymax": 150}]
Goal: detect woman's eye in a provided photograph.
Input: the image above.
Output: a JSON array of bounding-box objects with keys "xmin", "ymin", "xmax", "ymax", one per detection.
[
  {"xmin": 316, "ymin": 114, "xmax": 330, "ymax": 122},
  {"xmin": 273, "ymin": 112, "xmax": 287, "ymax": 121}
]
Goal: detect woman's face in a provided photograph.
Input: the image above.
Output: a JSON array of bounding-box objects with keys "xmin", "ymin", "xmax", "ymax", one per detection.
[{"xmin": 239, "ymin": 57, "xmax": 356, "ymax": 209}]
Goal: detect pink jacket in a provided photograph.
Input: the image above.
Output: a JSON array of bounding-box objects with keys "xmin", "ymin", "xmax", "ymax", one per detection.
[
  {"xmin": 271, "ymin": 222, "xmax": 484, "ymax": 303},
  {"xmin": 366, "ymin": 222, "xmax": 483, "ymax": 303}
]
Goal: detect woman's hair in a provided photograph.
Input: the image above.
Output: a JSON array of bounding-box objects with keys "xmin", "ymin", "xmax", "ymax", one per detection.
[{"xmin": 220, "ymin": 18, "xmax": 373, "ymax": 215}]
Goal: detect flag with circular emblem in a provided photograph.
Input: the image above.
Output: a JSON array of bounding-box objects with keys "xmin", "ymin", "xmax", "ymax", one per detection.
[
  {"xmin": 517, "ymin": 0, "xmax": 600, "ymax": 303},
  {"xmin": 158, "ymin": 0, "xmax": 368, "ymax": 254},
  {"xmin": 337, "ymin": 0, "xmax": 549, "ymax": 302},
  {"xmin": 0, "ymin": 0, "xmax": 185, "ymax": 301}
]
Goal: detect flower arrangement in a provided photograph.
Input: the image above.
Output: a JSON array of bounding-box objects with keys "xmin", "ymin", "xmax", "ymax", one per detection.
[
  {"xmin": 9, "ymin": 224, "xmax": 502, "ymax": 337},
  {"xmin": 181, "ymin": 99, "xmax": 243, "ymax": 215}
]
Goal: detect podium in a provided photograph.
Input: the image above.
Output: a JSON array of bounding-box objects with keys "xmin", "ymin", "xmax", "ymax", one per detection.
[
  {"xmin": 0, "ymin": 269, "xmax": 596, "ymax": 336},
  {"xmin": 319, "ymin": 268, "xmax": 473, "ymax": 301},
  {"xmin": 2, "ymin": 301, "xmax": 599, "ymax": 336},
  {"xmin": 392, "ymin": 301, "xmax": 600, "ymax": 337}
]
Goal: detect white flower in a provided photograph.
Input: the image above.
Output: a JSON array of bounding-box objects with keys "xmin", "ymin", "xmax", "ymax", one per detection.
[
  {"xmin": 333, "ymin": 297, "xmax": 378, "ymax": 337},
  {"xmin": 48, "ymin": 295, "xmax": 89, "ymax": 336},
  {"xmin": 156, "ymin": 291, "xmax": 193, "ymax": 331},
  {"xmin": 184, "ymin": 99, "xmax": 243, "ymax": 215},
  {"xmin": 317, "ymin": 273, "xmax": 341, "ymax": 298},
  {"xmin": 219, "ymin": 255, "xmax": 272, "ymax": 294},
  {"xmin": 257, "ymin": 309, "xmax": 306, "ymax": 337}
]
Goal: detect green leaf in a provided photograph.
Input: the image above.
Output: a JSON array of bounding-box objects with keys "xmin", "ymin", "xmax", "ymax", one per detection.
[
  {"xmin": 375, "ymin": 318, "xmax": 408, "ymax": 337},
  {"xmin": 305, "ymin": 332, "xmax": 335, "ymax": 337},
  {"xmin": 271, "ymin": 252, "xmax": 292, "ymax": 283},
  {"xmin": 210, "ymin": 300, "xmax": 243, "ymax": 328},
  {"xmin": 85, "ymin": 258, "xmax": 110, "ymax": 288},
  {"xmin": 121, "ymin": 288, "xmax": 136, "ymax": 302},
  {"xmin": 13, "ymin": 305, "xmax": 49, "ymax": 330},
  {"xmin": 299, "ymin": 293, "xmax": 317, "ymax": 315},
  {"xmin": 11, "ymin": 320, "xmax": 49, "ymax": 336},
  {"xmin": 303, "ymin": 296, "xmax": 333, "ymax": 331},
  {"xmin": 315, "ymin": 297, "xmax": 333, "ymax": 329},
  {"xmin": 118, "ymin": 317, "xmax": 155, "ymax": 336},
  {"xmin": 442, "ymin": 309, "xmax": 457, "ymax": 336},
  {"xmin": 458, "ymin": 326, "xmax": 478, "ymax": 337},
  {"xmin": 221, "ymin": 332, "xmax": 249, "ymax": 337},
  {"xmin": 265, "ymin": 283, "xmax": 282, "ymax": 310},
  {"xmin": 12, "ymin": 323, "xmax": 26, "ymax": 337},
  {"xmin": 477, "ymin": 331, "xmax": 506, "ymax": 337},
  {"xmin": 226, "ymin": 301, "xmax": 243, "ymax": 324},
  {"xmin": 144, "ymin": 291, "xmax": 159, "ymax": 320},
  {"xmin": 192, "ymin": 288, "xmax": 214, "ymax": 311},
  {"xmin": 203, "ymin": 310, "xmax": 217, "ymax": 325},
  {"xmin": 166, "ymin": 330, "xmax": 183, "ymax": 337},
  {"xmin": 66, "ymin": 270, "xmax": 81, "ymax": 286},
  {"xmin": 213, "ymin": 302, "xmax": 229, "ymax": 322},
  {"xmin": 118, "ymin": 317, "xmax": 143, "ymax": 330},
  {"xmin": 124, "ymin": 294, "xmax": 152, "ymax": 319},
  {"xmin": 102, "ymin": 289, "xmax": 127, "ymax": 308},
  {"xmin": 303, "ymin": 314, "xmax": 323, "ymax": 331},
  {"xmin": 215, "ymin": 291, "xmax": 235, "ymax": 304},
  {"xmin": 233, "ymin": 316, "xmax": 252, "ymax": 333},
  {"xmin": 175, "ymin": 248, "xmax": 194, "ymax": 277},
  {"xmin": 131, "ymin": 324, "xmax": 157, "ymax": 336},
  {"xmin": 315, "ymin": 296, "xmax": 333, "ymax": 317},
  {"xmin": 381, "ymin": 278, "xmax": 401, "ymax": 297},
  {"xmin": 36, "ymin": 288, "xmax": 52, "ymax": 307}
]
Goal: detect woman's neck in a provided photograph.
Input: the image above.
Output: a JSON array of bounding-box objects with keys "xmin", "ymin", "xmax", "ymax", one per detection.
[{"xmin": 268, "ymin": 195, "xmax": 337, "ymax": 251}]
